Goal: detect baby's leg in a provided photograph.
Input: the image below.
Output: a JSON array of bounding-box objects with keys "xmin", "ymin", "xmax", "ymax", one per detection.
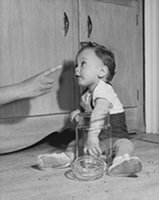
[
  {"xmin": 113, "ymin": 138, "xmax": 134, "ymax": 156},
  {"xmin": 108, "ymin": 138, "xmax": 142, "ymax": 176},
  {"xmin": 37, "ymin": 140, "xmax": 76, "ymax": 170}
]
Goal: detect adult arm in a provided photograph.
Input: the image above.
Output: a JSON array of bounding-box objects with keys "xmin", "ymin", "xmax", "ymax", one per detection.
[{"xmin": 0, "ymin": 65, "xmax": 62, "ymax": 105}]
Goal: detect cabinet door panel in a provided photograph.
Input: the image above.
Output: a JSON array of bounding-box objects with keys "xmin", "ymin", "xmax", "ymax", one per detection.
[
  {"xmin": 0, "ymin": 0, "xmax": 78, "ymax": 153},
  {"xmin": 0, "ymin": 0, "xmax": 77, "ymax": 118},
  {"xmin": 79, "ymin": 0, "xmax": 138, "ymax": 107},
  {"xmin": 79, "ymin": 0, "xmax": 143, "ymax": 131}
]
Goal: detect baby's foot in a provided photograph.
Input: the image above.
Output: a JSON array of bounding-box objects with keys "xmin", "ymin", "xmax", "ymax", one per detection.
[
  {"xmin": 108, "ymin": 154, "xmax": 142, "ymax": 177},
  {"xmin": 37, "ymin": 152, "xmax": 74, "ymax": 170}
]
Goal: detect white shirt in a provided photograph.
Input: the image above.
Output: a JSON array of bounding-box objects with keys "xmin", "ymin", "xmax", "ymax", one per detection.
[{"xmin": 80, "ymin": 80, "xmax": 124, "ymax": 114}]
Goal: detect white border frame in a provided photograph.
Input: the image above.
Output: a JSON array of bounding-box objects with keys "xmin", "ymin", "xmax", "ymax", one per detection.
[{"xmin": 145, "ymin": 0, "xmax": 158, "ymax": 133}]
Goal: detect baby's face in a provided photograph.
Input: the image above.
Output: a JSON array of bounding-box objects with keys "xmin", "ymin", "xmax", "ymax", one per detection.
[{"xmin": 75, "ymin": 48, "xmax": 103, "ymax": 90}]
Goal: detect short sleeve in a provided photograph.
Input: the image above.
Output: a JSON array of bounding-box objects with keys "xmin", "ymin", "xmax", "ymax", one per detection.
[
  {"xmin": 92, "ymin": 80, "xmax": 115, "ymax": 106},
  {"xmin": 92, "ymin": 80, "xmax": 124, "ymax": 114}
]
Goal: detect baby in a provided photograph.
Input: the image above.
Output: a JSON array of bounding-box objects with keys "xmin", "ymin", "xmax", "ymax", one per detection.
[{"xmin": 38, "ymin": 42, "xmax": 142, "ymax": 176}]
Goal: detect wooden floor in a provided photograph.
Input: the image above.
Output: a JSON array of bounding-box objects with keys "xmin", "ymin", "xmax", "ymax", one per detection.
[{"xmin": 1, "ymin": 133, "xmax": 159, "ymax": 200}]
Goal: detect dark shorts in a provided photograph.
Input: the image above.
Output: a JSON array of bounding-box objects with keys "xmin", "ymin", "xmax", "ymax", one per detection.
[
  {"xmin": 99, "ymin": 112, "xmax": 130, "ymax": 141},
  {"xmin": 110, "ymin": 112, "xmax": 129, "ymax": 138}
]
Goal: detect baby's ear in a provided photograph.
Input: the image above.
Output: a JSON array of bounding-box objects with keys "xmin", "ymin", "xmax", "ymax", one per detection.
[{"xmin": 98, "ymin": 65, "xmax": 109, "ymax": 79}]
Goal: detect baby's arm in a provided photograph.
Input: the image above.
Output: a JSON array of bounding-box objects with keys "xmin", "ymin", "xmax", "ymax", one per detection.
[
  {"xmin": 85, "ymin": 98, "xmax": 111, "ymax": 156},
  {"xmin": 70, "ymin": 109, "xmax": 81, "ymax": 123}
]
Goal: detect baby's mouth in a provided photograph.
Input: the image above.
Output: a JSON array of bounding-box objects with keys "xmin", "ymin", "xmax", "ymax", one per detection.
[{"xmin": 75, "ymin": 74, "xmax": 80, "ymax": 79}]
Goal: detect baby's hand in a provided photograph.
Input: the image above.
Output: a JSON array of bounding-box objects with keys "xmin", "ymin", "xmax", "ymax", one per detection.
[
  {"xmin": 84, "ymin": 135, "xmax": 102, "ymax": 156},
  {"xmin": 70, "ymin": 109, "xmax": 81, "ymax": 123},
  {"xmin": 21, "ymin": 65, "xmax": 62, "ymax": 98}
]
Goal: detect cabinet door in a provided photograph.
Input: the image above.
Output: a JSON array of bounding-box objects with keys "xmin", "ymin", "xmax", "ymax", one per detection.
[
  {"xmin": 0, "ymin": 0, "xmax": 78, "ymax": 118},
  {"xmin": 79, "ymin": 0, "xmax": 144, "ymax": 132},
  {"xmin": 0, "ymin": 0, "xmax": 78, "ymax": 153}
]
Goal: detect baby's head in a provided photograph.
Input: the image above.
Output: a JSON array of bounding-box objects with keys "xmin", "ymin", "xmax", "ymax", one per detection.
[{"xmin": 75, "ymin": 42, "xmax": 116, "ymax": 87}]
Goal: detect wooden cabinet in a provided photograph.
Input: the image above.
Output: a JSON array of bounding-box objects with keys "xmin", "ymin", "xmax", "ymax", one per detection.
[{"xmin": 0, "ymin": 0, "xmax": 144, "ymax": 153}]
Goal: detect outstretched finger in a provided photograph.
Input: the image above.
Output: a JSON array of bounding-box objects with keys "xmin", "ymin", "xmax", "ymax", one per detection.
[{"xmin": 44, "ymin": 65, "xmax": 63, "ymax": 76}]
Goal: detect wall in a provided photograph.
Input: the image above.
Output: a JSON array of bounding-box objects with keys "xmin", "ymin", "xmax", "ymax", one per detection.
[{"xmin": 145, "ymin": 0, "xmax": 159, "ymax": 133}]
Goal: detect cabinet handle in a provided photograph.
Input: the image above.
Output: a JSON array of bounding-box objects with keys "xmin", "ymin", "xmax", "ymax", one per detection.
[
  {"xmin": 64, "ymin": 12, "xmax": 69, "ymax": 36},
  {"xmin": 87, "ymin": 15, "xmax": 93, "ymax": 38}
]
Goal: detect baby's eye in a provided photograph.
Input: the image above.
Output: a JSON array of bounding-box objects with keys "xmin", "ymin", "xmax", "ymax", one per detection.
[{"xmin": 81, "ymin": 61, "xmax": 86, "ymax": 67}]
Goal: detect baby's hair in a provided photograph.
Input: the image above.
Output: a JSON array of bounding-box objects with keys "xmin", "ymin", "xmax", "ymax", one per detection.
[{"xmin": 76, "ymin": 42, "xmax": 116, "ymax": 82}]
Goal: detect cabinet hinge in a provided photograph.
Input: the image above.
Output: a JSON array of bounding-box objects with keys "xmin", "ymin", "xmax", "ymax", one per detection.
[
  {"xmin": 136, "ymin": 14, "xmax": 139, "ymax": 26},
  {"xmin": 137, "ymin": 89, "xmax": 139, "ymax": 101}
]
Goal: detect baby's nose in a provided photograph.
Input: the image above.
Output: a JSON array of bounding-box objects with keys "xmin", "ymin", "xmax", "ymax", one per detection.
[{"xmin": 75, "ymin": 67, "xmax": 80, "ymax": 74}]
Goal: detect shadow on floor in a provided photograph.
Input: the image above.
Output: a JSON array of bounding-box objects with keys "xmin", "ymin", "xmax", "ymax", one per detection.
[{"xmin": 36, "ymin": 128, "xmax": 75, "ymax": 149}]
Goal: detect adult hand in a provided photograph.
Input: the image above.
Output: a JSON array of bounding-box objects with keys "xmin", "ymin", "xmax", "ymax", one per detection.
[{"xmin": 21, "ymin": 65, "xmax": 62, "ymax": 98}]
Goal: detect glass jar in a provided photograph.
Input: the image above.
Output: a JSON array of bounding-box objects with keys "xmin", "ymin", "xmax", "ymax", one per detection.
[
  {"xmin": 70, "ymin": 112, "xmax": 112, "ymax": 181},
  {"xmin": 75, "ymin": 112, "xmax": 112, "ymax": 160}
]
